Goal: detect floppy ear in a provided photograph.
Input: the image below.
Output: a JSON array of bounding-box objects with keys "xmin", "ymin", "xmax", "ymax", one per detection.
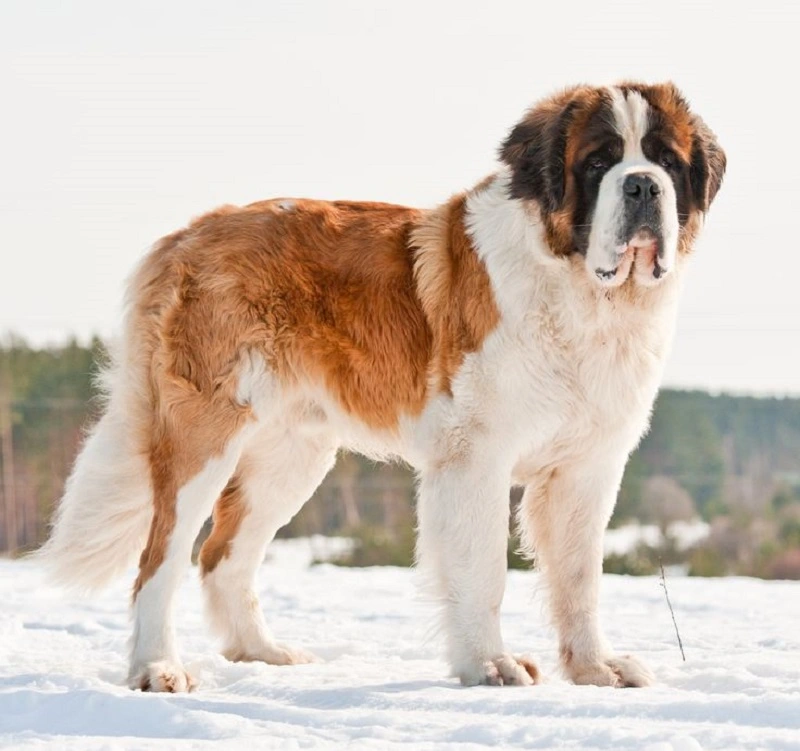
[
  {"xmin": 690, "ymin": 116, "xmax": 726, "ymax": 211},
  {"xmin": 499, "ymin": 96, "xmax": 580, "ymax": 213}
]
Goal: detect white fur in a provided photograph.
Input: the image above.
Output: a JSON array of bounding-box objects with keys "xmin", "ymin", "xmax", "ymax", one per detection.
[
  {"xmin": 201, "ymin": 421, "xmax": 336, "ymax": 666},
  {"xmin": 611, "ymin": 88, "xmax": 649, "ymax": 156},
  {"xmin": 33, "ymin": 272, "xmax": 163, "ymax": 592},
  {"xmin": 398, "ymin": 173, "xmax": 681, "ymax": 685},
  {"xmin": 32, "ymin": 355, "xmax": 153, "ymax": 592}
]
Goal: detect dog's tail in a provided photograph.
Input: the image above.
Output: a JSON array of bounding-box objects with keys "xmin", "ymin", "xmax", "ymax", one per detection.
[{"xmin": 33, "ymin": 338, "xmax": 154, "ymax": 593}]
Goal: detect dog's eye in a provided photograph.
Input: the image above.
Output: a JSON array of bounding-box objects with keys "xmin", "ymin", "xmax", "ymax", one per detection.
[
  {"xmin": 659, "ymin": 149, "xmax": 678, "ymax": 170},
  {"xmin": 587, "ymin": 155, "xmax": 610, "ymax": 174}
]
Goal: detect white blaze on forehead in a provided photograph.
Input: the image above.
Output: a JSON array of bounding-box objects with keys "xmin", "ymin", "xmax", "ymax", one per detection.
[{"xmin": 609, "ymin": 88, "xmax": 650, "ymax": 158}]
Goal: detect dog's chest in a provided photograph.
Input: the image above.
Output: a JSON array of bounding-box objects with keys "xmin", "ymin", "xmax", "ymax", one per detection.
[{"xmin": 501, "ymin": 289, "xmax": 678, "ymax": 467}]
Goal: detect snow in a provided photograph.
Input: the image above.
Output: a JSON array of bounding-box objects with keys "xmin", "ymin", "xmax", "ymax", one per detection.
[
  {"xmin": 604, "ymin": 520, "xmax": 711, "ymax": 556},
  {"xmin": 2, "ymin": 538, "xmax": 799, "ymax": 751}
]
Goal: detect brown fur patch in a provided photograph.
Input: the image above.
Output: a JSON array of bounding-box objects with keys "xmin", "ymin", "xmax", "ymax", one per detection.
[
  {"xmin": 198, "ymin": 474, "xmax": 248, "ymax": 576},
  {"xmin": 412, "ymin": 192, "xmax": 501, "ymax": 394},
  {"xmin": 129, "ymin": 195, "xmax": 500, "ymax": 594},
  {"xmin": 261, "ymin": 201, "xmax": 434, "ymax": 428},
  {"xmin": 135, "ymin": 196, "xmax": 498, "ymax": 431}
]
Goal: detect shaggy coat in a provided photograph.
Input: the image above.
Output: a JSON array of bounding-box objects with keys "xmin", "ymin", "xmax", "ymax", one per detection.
[{"xmin": 39, "ymin": 81, "xmax": 725, "ymax": 692}]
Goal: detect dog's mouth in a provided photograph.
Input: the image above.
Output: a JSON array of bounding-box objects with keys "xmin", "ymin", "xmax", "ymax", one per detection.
[
  {"xmin": 628, "ymin": 226, "xmax": 659, "ymax": 251},
  {"xmin": 594, "ymin": 227, "xmax": 668, "ymax": 286},
  {"xmin": 629, "ymin": 226, "xmax": 670, "ymax": 284}
]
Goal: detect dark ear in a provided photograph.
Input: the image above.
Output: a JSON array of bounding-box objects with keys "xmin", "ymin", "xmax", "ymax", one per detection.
[
  {"xmin": 499, "ymin": 96, "xmax": 580, "ymax": 212},
  {"xmin": 690, "ymin": 116, "xmax": 726, "ymax": 211}
]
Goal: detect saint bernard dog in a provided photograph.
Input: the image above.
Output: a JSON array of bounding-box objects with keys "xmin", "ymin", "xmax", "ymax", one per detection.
[{"xmin": 39, "ymin": 81, "xmax": 725, "ymax": 692}]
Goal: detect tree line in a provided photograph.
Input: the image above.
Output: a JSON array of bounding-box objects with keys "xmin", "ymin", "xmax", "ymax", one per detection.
[{"xmin": 1, "ymin": 338, "xmax": 799, "ymax": 577}]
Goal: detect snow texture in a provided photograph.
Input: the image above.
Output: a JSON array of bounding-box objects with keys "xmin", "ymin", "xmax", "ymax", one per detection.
[
  {"xmin": 1, "ymin": 539, "xmax": 799, "ymax": 750},
  {"xmin": 603, "ymin": 521, "xmax": 710, "ymax": 557}
]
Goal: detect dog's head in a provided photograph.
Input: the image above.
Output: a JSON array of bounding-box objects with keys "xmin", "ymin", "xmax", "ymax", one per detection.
[{"xmin": 500, "ymin": 82, "xmax": 726, "ymax": 288}]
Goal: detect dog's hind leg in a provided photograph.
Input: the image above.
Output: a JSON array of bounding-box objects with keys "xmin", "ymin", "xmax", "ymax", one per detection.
[
  {"xmin": 128, "ymin": 377, "xmax": 255, "ymax": 693},
  {"xmin": 200, "ymin": 425, "xmax": 338, "ymax": 665}
]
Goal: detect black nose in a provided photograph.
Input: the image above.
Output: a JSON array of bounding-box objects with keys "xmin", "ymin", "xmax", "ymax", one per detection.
[{"xmin": 623, "ymin": 174, "xmax": 661, "ymax": 200}]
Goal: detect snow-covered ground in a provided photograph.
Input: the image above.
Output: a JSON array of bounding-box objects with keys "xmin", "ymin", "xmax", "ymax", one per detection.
[
  {"xmin": 603, "ymin": 520, "xmax": 711, "ymax": 556},
  {"xmin": 1, "ymin": 539, "xmax": 799, "ymax": 751}
]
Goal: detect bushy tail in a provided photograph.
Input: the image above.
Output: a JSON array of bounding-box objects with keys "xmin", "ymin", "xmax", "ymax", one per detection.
[{"xmin": 33, "ymin": 352, "xmax": 154, "ymax": 593}]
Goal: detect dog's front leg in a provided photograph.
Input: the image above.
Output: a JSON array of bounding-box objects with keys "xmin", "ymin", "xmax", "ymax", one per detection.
[
  {"xmin": 416, "ymin": 462, "xmax": 539, "ymax": 687},
  {"xmin": 520, "ymin": 454, "xmax": 655, "ymax": 688}
]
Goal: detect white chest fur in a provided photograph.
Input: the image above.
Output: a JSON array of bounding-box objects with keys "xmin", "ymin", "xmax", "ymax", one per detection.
[{"xmin": 444, "ymin": 172, "xmax": 686, "ymax": 478}]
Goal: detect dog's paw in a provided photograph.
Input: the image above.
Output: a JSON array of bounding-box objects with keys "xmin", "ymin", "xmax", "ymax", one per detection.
[
  {"xmin": 606, "ymin": 654, "xmax": 655, "ymax": 687},
  {"xmin": 459, "ymin": 653, "xmax": 541, "ymax": 687},
  {"xmin": 130, "ymin": 660, "xmax": 197, "ymax": 693},
  {"xmin": 224, "ymin": 642, "xmax": 318, "ymax": 666},
  {"xmin": 567, "ymin": 654, "xmax": 655, "ymax": 688}
]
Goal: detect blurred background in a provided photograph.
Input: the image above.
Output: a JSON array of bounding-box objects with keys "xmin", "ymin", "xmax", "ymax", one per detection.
[{"xmin": 2, "ymin": 1, "xmax": 799, "ymax": 577}]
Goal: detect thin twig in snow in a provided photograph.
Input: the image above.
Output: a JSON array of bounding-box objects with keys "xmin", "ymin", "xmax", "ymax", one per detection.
[{"xmin": 659, "ymin": 559, "xmax": 686, "ymax": 662}]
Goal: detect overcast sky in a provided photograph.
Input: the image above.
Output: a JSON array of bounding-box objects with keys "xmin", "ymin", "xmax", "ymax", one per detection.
[{"xmin": 1, "ymin": 1, "xmax": 798, "ymax": 395}]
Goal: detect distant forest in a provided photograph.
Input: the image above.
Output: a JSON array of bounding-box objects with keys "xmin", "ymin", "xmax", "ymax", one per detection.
[{"xmin": 1, "ymin": 338, "xmax": 799, "ymax": 577}]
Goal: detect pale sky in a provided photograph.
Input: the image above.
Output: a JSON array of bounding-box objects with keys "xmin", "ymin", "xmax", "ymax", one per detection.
[{"xmin": 1, "ymin": 1, "xmax": 798, "ymax": 395}]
